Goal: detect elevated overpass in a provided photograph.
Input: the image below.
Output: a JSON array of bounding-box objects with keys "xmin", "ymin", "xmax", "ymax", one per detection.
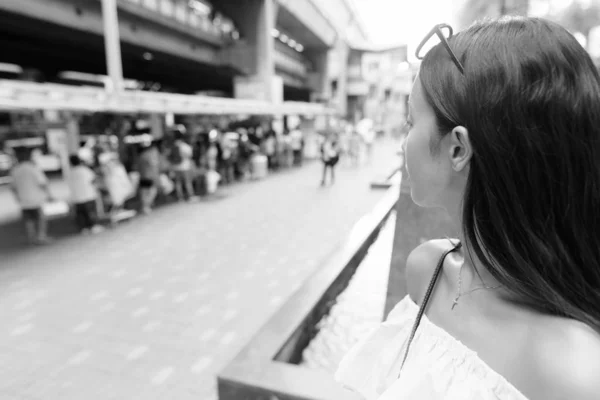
[{"xmin": 0, "ymin": 0, "xmax": 367, "ymax": 104}]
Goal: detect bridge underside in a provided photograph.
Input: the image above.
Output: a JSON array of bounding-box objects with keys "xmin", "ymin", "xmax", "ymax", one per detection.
[{"xmin": 0, "ymin": 10, "xmax": 238, "ymax": 95}]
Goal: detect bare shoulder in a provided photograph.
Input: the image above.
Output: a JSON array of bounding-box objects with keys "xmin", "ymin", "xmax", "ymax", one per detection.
[
  {"xmin": 405, "ymin": 238, "xmax": 458, "ymax": 305},
  {"xmin": 530, "ymin": 316, "xmax": 600, "ymax": 399}
]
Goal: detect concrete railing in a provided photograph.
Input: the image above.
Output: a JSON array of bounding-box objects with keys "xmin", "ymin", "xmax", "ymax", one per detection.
[{"xmin": 218, "ymin": 185, "xmax": 399, "ymax": 400}]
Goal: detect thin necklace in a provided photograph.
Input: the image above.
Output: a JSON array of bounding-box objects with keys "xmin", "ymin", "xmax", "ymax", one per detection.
[{"xmin": 451, "ymin": 262, "xmax": 502, "ymax": 310}]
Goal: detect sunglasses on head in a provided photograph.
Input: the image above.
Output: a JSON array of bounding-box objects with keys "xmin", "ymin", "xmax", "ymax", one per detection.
[{"xmin": 416, "ymin": 23, "xmax": 465, "ymax": 75}]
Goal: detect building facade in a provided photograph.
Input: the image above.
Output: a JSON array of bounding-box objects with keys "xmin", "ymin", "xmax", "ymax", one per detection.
[
  {"xmin": 346, "ymin": 44, "xmax": 413, "ymax": 136},
  {"xmin": 0, "ymin": 0, "xmax": 368, "ymax": 174}
]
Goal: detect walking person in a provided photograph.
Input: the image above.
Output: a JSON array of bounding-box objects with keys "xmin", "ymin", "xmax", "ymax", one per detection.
[
  {"xmin": 219, "ymin": 132, "xmax": 235, "ymax": 184},
  {"xmin": 348, "ymin": 129, "xmax": 361, "ymax": 167},
  {"xmin": 264, "ymin": 132, "xmax": 276, "ymax": 170},
  {"xmin": 320, "ymin": 134, "xmax": 340, "ymax": 186},
  {"xmin": 9, "ymin": 146, "xmax": 53, "ymax": 245},
  {"xmin": 335, "ymin": 17, "xmax": 600, "ymax": 400},
  {"xmin": 290, "ymin": 127, "xmax": 304, "ymax": 166},
  {"xmin": 67, "ymin": 154, "xmax": 104, "ymax": 234},
  {"xmin": 169, "ymin": 132, "xmax": 196, "ymax": 202},
  {"xmin": 137, "ymin": 141, "xmax": 160, "ymax": 214}
]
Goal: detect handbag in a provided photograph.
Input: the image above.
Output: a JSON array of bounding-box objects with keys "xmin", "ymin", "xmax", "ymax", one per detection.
[
  {"xmin": 42, "ymin": 200, "xmax": 70, "ymax": 219},
  {"xmin": 159, "ymin": 173, "xmax": 174, "ymax": 194}
]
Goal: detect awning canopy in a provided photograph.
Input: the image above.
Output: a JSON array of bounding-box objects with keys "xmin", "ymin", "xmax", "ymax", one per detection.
[{"xmin": 0, "ymin": 80, "xmax": 335, "ymax": 116}]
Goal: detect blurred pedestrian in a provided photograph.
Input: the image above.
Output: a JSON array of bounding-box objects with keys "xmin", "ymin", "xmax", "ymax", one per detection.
[
  {"xmin": 264, "ymin": 132, "xmax": 276, "ymax": 170},
  {"xmin": 67, "ymin": 154, "xmax": 104, "ymax": 234},
  {"xmin": 283, "ymin": 131, "xmax": 294, "ymax": 168},
  {"xmin": 320, "ymin": 134, "xmax": 340, "ymax": 186},
  {"xmin": 169, "ymin": 131, "xmax": 196, "ymax": 201},
  {"xmin": 9, "ymin": 146, "xmax": 53, "ymax": 244},
  {"xmin": 290, "ymin": 128, "xmax": 304, "ymax": 166},
  {"xmin": 219, "ymin": 131, "xmax": 235, "ymax": 184},
  {"xmin": 137, "ymin": 142, "xmax": 160, "ymax": 214},
  {"xmin": 348, "ymin": 130, "xmax": 362, "ymax": 167}
]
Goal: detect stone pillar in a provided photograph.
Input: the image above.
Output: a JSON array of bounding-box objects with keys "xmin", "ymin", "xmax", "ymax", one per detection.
[
  {"xmin": 233, "ymin": 0, "xmax": 283, "ymax": 103},
  {"xmin": 336, "ymin": 42, "xmax": 349, "ymax": 118},
  {"xmin": 256, "ymin": 0, "xmax": 275, "ymax": 81},
  {"xmin": 101, "ymin": 0, "xmax": 124, "ymax": 93},
  {"xmin": 309, "ymin": 50, "xmax": 330, "ymax": 103}
]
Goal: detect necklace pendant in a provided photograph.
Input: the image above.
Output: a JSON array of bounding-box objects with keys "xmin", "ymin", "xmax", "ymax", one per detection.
[{"xmin": 451, "ymin": 297, "xmax": 459, "ymax": 310}]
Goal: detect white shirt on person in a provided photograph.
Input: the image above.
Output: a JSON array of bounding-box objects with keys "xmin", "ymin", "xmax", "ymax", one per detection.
[
  {"xmin": 172, "ymin": 141, "xmax": 194, "ymax": 171},
  {"xmin": 10, "ymin": 161, "xmax": 48, "ymax": 209},
  {"xmin": 290, "ymin": 129, "xmax": 303, "ymax": 150},
  {"xmin": 67, "ymin": 165, "xmax": 98, "ymax": 204},
  {"xmin": 264, "ymin": 136, "xmax": 276, "ymax": 155}
]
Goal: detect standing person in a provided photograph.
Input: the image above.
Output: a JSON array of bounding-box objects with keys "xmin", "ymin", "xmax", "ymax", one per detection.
[
  {"xmin": 275, "ymin": 131, "xmax": 286, "ymax": 170},
  {"xmin": 67, "ymin": 154, "xmax": 103, "ymax": 234},
  {"xmin": 290, "ymin": 127, "xmax": 304, "ymax": 166},
  {"xmin": 348, "ymin": 130, "xmax": 362, "ymax": 167},
  {"xmin": 9, "ymin": 147, "xmax": 53, "ymax": 245},
  {"xmin": 320, "ymin": 134, "xmax": 340, "ymax": 186},
  {"xmin": 207, "ymin": 131, "xmax": 219, "ymax": 172},
  {"xmin": 338, "ymin": 125, "xmax": 351, "ymax": 166},
  {"xmin": 137, "ymin": 142, "xmax": 160, "ymax": 214},
  {"xmin": 219, "ymin": 132, "xmax": 235, "ymax": 184},
  {"xmin": 283, "ymin": 131, "xmax": 294, "ymax": 168},
  {"xmin": 335, "ymin": 18, "xmax": 600, "ymax": 400},
  {"xmin": 236, "ymin": 133, "xmax": 251, "ymax": 180},
  {"xmin": 363, "ymin": 128, "xmax": 375, "ymax": 163},
  {"xmin": 169, "ymin": 132, "xmax": 196, "ymax": 201},
  {"xmin": 264, "ymin": 132, "xmax": 276, "ymax": 170},
  {"xmin": 357, "ymin": 118, "xmax": 375, "ymax": 163}
]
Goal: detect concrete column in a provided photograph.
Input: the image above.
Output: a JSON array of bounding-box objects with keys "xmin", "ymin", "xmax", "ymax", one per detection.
[
  {"xmin": 101, "ymin": 0, "xmax": 124, "ymax": 93},
  {"xmin": 233, "ymin": 0, "xmax": 282, "ymax": 103},
  {"xmin": 309, "ymin": 50, "xmax": 330, "ymax": 103},
  {"xmin": 256, "ymin": 0, "xmax": 275, "ymax": 81},
  {"xmin": 336, "ymin": 42, "xmax": 349, "ymax": 118}
]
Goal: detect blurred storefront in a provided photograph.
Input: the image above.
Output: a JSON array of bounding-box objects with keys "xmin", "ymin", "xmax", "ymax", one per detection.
[
  {"xmin": 346, "ymin": 44, "xmax": 414, "ymax": 137},
  {"xmin": 0, "ymin": 0, "xmax": 373, "ymax": 182}
]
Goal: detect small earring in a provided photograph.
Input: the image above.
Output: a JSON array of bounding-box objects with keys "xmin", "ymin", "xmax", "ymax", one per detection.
[{"xmin": 452, "ymin": 164, "xmax": 459, "ymax": 171}]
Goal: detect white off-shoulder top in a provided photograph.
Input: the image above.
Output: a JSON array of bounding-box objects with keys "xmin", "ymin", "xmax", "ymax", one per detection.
[{"xmin": 334, "ymin": 295, "xmax": 529, "ymax": 400}]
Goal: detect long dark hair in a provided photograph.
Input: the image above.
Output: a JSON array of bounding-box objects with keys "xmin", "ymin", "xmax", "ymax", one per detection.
[{"xmin": 419, "ymin": 16, "xmax": 600, "ymax": 332}]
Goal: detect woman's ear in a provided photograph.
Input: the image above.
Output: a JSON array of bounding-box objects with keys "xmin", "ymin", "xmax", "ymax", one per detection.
[{"xmin": 449, "ymin": 126, "xmax": 472, "ymax": 172}]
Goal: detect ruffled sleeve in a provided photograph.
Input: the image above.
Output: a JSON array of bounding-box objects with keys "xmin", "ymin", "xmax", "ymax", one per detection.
[
  {"xmin": 334, "ymin": 297, "xmax": 415, "ymax": 400},
  {"xmin": 334, "ymin": 295, "xmax": 529, "ymax": 400}
]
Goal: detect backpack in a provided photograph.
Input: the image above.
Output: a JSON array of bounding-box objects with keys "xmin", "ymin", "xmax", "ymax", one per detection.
[{"xmin": 169, "ymin": 144, "xmax": 183, "ymax": 165}]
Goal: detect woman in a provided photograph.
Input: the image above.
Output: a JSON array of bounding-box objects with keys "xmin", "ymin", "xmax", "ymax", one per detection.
[
  {"xmin": 335, "ymin": 17, "xmax": 600, "ymax": 400},
  {"xmin": 137, "ymin": 142, "xmax": 160, "ymax": 214},
  {"xmin": 320, "ymin": 133, "xmax": 340, "ymax": 186}
]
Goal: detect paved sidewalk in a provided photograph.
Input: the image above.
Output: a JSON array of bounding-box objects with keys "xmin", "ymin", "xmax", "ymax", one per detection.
[{"xmin": 0, "ymin": 138, "xmax": 401, "ymax": 400}]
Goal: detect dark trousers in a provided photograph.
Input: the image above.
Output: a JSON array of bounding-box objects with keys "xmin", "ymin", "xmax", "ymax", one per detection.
[
  {"xmin": 74, "ymin": 200, "xmax": 96, "ymax": 231},
  {"xmin": 293, "ymin": 149, "xmax": 303, "ymax": 166},
  {"xmin": 321, "ymin": 162, "xmax": 336, "ymax": 185}
]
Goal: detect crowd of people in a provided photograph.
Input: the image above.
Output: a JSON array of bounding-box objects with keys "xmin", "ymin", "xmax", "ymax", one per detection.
[
  {"xmin": 6, "ymin": 120, "xmax": 378, "ymax": 245},
  {"xmin": 5, "ymin": 117, "xmax": 381, "ymax": 245}
]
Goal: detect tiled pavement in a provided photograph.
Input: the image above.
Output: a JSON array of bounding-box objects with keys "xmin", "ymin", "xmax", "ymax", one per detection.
[{"xmin": 0, "ymin": 138, "xmax": 401, "ymax": 400}]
